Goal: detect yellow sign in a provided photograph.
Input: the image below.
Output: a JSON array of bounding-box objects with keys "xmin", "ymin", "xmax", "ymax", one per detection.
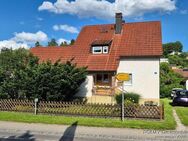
[{"xmin": 115, "ymin": 73, "xmax": 130, "ymax": 81}]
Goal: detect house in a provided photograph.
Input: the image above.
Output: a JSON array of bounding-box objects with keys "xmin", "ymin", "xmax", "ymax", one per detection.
[
  {"xmin": 31, "ymin": 13, "xmax": 163, "ymax": 104},
  {"xmin": 169, "ymin": 51, "xmax": 181, "ymax": 55},
  {"xmin": 160, "ymin": 58, "xmax": 169, "ymax": 63},
  {"xmin": 172, "ymin": 68, "xmax": 188, "ymax": 89},
  {"xmin": 173, "ymin": 68, "xmax": 188, "ymax": 80}
]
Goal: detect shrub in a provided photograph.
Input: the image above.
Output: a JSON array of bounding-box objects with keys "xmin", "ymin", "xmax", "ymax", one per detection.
[
  {"xmin": 0, "ymin": 48, "xmax": 87, "ymax": 101},
  {"xmin": 115, "ymin": 92, "xmax": 140, "ymax": 104},
  {"xmin": 160, "ymin": 63, "xmax": 184, "ymax": 98}
]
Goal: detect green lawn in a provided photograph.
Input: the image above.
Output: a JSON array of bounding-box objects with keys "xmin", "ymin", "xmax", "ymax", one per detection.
[
  {"xmin": 175, "ymin": 106, "xmax": 188, "ymax": 126},
  {"xmin": 0, "ymin": 99, "xmax": 176, "ymax": 130}
]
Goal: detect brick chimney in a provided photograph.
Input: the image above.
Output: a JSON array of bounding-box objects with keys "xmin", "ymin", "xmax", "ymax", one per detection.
[{"xmin": 115, "ymin": 13, "xmax": 123, "ymax": 34}]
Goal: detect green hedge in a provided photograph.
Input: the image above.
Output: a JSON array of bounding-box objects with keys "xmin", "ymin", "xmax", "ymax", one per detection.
[{"xmin": 115, "ymin": 92, "xmax": 140, "ymax": 104}]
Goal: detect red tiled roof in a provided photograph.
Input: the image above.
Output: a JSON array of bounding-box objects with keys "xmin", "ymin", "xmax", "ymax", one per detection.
[
  {"xmin": 30, "ymin": 21, "xmax": 162, "ymax": 71},
  {"xmin": 91, "ymin": 39, "xmax": 112, "ymax": 46},
  {"xmin": 173, "ymin": 69, "xmax": 188, "ymax": 79}
]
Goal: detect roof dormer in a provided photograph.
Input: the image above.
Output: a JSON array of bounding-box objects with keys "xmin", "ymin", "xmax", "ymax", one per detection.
[{"xmin": 91, "ymin": 40, "xmax": 112, "ymax": 54}]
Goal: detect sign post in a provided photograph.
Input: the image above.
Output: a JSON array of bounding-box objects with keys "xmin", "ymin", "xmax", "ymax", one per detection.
[
  {"xmin": 34, "ymin": 98, "xmax": 39, "ymax": 115},
  {"xmin": 115, "ymin": 73, "xmax": 130, "ymax": 122},
  {"xmin": 121, "ymin": 87, "xmax": 125, "ymax": 121}
]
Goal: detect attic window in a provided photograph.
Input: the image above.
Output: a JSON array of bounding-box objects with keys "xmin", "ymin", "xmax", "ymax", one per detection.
[
  {"xmin": 91, "ymin": 40, "xmax": 111, "ymax": 54},
  {"xmin": 103, "ymin": 46, "xmax": 108, "ymax": 54},
  {"xmin": 92, "ymin": 46, "xmax": 109, "ymax": 54},
  {"xmin": 93, "ymin": 46, "xmax": 102, "ymax": 54}
]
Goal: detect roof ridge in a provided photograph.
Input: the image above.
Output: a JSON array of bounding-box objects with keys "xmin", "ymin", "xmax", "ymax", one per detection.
[
  {"xmin": 81, "ymin": 21, "xmax": 160, "ymax": 29},
  {"xmin": 124, "ymin": 21, "xmax": 160, "ymax": 24},
  {"xmin": 83, "ymin": 23, "xmax": 114, "ymax": 28}
]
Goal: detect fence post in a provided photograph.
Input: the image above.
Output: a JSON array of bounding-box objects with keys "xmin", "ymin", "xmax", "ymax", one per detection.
[
  {"xmin": 34, "ymin": 98, "xmax": 39, "ymax": 115},
  {"xmin": 160, "ymin": 103, "xmax": 164, "ymax": 120}
]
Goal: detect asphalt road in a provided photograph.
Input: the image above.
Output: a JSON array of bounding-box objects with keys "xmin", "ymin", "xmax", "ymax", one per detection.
[{"xmin": 0, "ymin": 121, "xmax": 187, "ymax": 141}]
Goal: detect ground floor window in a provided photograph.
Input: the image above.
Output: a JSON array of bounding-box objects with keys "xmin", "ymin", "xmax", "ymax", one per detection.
[
  {"xmin": 124, "ymin": 73, "xmax": 132, "ymax": 85},
  {"xmin": 94, "ymin": 73, "xmax": 111, "ymax": 86}
]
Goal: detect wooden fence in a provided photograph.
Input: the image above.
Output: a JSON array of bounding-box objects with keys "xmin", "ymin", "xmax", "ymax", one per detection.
[{"xmin": 0, "ymin": 99, "xmax": 164, "ymax": 120}]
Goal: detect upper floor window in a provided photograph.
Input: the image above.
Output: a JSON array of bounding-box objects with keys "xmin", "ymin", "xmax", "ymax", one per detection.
[
  {"xmin": 92, "ymin": 46, "xmax": 109, "ymax": 54},
  {"xmin": 92, "ymin": 46, "xmax": 102, "ymax": 54},
  {"xmin": 91, "ymin": 39, "xmax": 112, "ymax": 54},
  {"xmin": 103, "ymin": 46, "xmax": 108, "ymax": 54}
]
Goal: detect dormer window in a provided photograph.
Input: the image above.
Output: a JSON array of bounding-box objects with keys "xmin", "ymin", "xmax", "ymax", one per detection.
[
  {"xmin": 91, "ymin": 40, "xmax": 112, "ymax": 54},
  {"xmin": 103, "ymin": 46, "xmax": 108, "ymax": 54},
  {"xmin": 92, "ymin": 46, "xmax": 102, "ymax": 54},
  {"xmin": 92, "ymin": 46, "xmax": 109, "ymax": 54}
]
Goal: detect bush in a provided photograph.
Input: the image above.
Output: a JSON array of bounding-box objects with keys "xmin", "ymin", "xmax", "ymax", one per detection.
[
  {"xmin": 0, "ymin": 48, "xmax": 87, "ymax": 101},
  {"xmin": 115, "ymin": 92, "xmax": 140, "ymax": 104},
  {"xmin": 0, "ymin": 93, "xmax": 8, "ymax": 99},
  {"xmin": 160, "ymin": 63, "xmax": 184, "ymax": 98}
]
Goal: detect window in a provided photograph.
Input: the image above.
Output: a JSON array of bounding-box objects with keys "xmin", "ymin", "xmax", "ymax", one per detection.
[
  {"xmin": 96, "ymin": 74, "xmax": 103, "ymax": 82},
  {"xmin": 92, "ymin": 46, "xmax": 109, "ymax": 54},
  {"xmin": 92, "ymin": 46, "xmax": 102, "ymax": 54},
  {"xmin": 178, "ymin": 91, "xmax": 188, "ymax": 98},
  {"xmin": 103, "ymin": 74, "xmax": 109, "ymax": 83},
  {"xmin": 96, "ymin": 74, "xmax": 109, "ymax": 84},
  {"xmin": 124, "ymin": 74, "xmax": 132, "ymax": 85},
  {"xmin": 103, "ymin": 46, "xmax": 108, "ymax": 54}
]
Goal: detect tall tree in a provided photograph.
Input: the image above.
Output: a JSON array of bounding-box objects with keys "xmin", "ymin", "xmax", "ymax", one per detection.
[
  {"xmin": 163, "ymin": 41, "xmax": 183, "ymax": 56},
  {"xmin": 70, "ymin": 39, "xmax": 75, "ymax": 45},
  {"xmin": 60, "ymin": 41, "xmax": 68, "ymax": 47},
  {"xmin": 168, "ymin": 55, "xmax": 188, "ymax": 67},
  {"xmin": 35, "ymin": 41, "xmax": 41, "ymax": 47},
  {"xmin": 48, "ymin": 39, "xmax": 58, "ymax": 46}
]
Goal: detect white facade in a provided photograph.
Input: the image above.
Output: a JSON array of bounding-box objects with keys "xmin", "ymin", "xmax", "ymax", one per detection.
[
  {"xmin": 160, "ymin": 58, "xmax": 169, "ymax": 63},
  {"xmin": 76, "ymin": 57, "xmax": 160, "ymax": 103},
  {"xmin": 117, "ymin": 57, "xmax": 160, "ymax": 100},
  {"xmin": 76, "ymin": 75, "xmax": 93, "ymax": 97}
]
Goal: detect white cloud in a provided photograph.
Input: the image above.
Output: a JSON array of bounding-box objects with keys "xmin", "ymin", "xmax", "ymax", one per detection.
[
  {"xmin": 53, "ymin": 25, "xmax": 59, "ymax": 31},
  {"xmin": 0, "ymin": 31, "xmax": 48, "ymax": 50},
  {"xmin": 0, "ymin": 40, "xmax": 29, "ymax": 50},
  {"xmin": 38, "ymin": 1, "xmax": 57, "ymax": 12},
  {"xmin": 57, "ymin": 38, "xmax": 70, "ymax": 45},
  {"xmin": 53, "ymin": 24, "xmax": 79, "ymax": 33},
  {"xmin": 38, "ymin": 0, "xmax": 176, "ymax": 19},
  {"xmin": 12, "ymin": 31, "xmax": 48, "ymax": 43}
]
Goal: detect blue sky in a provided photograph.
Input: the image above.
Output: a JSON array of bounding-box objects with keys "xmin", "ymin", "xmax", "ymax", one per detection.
[{"xmin": 0, "ymin": 0, "xmax": 188, "ymax": 51}]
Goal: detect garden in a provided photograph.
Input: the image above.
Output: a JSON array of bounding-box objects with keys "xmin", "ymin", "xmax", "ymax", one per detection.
[{"xmin": 0, "ymin": 99, "xmax": 175, "ymax": 129}]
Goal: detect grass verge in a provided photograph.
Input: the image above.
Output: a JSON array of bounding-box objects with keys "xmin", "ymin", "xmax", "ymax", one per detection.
[
  {"xmin": 175, "ymin": 106, "xmax": 188, "ymax": 126},
  {"xmin": 0, "ymin": 99, "xmax": 176, "ymax": 130}
]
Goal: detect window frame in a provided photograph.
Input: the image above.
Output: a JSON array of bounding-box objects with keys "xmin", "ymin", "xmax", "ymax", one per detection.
[
  {"xmin": 103, "ymin": 46, "xmax": 109, "ymax": 54},
  {"xmin": 92, "ymin": 46, "xmax": 109, "ymax": 54},
  {"xmin": 124, "ymin": 73, "xmax": 133, "ymax": 86},
  {"xmin": 95, "ymin": 73, "xmax": 110, "ymax": 84},
  {"xmin": 92, "ymin": 46, "xmax": 103, "ymax": 54}
]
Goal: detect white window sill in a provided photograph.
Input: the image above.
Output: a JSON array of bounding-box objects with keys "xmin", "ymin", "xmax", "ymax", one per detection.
[{"xmin": 124, "ymin": 84, "xmax": 132, "ymax": 86}]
